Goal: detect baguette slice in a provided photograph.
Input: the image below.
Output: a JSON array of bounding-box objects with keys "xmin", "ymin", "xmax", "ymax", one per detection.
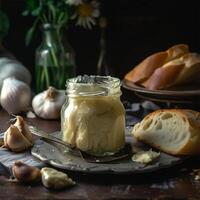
[
  {"xmin": 132, "ymin": 109, "xmax": 200, "ymax": 155},
  {"xmin": 142, "ymin": 53, "xmax": 200, "ymax": 90},
  {"xmin": 125, "ymin": 52, "xmax": 168, "ymax": 83},
  {"xmin": 174, "ymin": 53, "xmax": 200, "ymax": 85},
  {"xmin": 141, "ymin": 61, "xmax": 184, "ymax": 90},
  {"xmin": 124, "ymin": 44, "xmax": 189, "ymax": 84}
]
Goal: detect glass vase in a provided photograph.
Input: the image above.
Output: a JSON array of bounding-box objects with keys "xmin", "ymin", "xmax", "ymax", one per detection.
[{"xmin": 35, "ymin": 24, "xmax": 75, "ymax": 93}]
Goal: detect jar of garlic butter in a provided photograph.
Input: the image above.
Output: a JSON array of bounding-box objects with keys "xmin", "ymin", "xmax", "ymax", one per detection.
[{"xmin": 61, "ymin": 75, "xmax": 125, "ymax": 156}]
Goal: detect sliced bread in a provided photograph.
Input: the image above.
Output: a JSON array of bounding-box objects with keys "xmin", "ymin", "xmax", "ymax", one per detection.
[
  {"xmin": 124, "ymin": 44, "xmax": 189, "ymax": 84},
  {"xmin": 132, "ymin": 109, "xmax": 200, "ymax": 155}
]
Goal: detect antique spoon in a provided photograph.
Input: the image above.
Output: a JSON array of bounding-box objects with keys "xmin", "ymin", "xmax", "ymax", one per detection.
[{"xmin": 28, "ymin": 125, "xmax": 130, "ymax": 163}]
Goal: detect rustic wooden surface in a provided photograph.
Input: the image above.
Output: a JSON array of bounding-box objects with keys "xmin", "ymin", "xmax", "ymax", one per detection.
[{"xmin": 0, "ymin": 109, "xmax": 200, "ymax": 200}]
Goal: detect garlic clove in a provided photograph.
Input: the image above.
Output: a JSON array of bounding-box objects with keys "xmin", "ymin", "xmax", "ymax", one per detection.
[
  {"xmin": 12, "ymin": 161, "xmax": 41, "ymax": 183},
  {"xmin": 32, "ymin": 87, "xmax": 65, "ymax": 119},
  {"xmin": 4, "ymin": 125, "xmax": 32, "ymax": 152},
  {"xmin": 0, "ymin": 77, "xmax": 31, "ymax": 114},
  {"xmin": 41, "ymin": 167, "xmax": 75, "ymax": 190},
  {"xmin": 4, "ymin": 116, "xmax": 33, "ymax": 152},
  {"xmin": 14, "ymin": 116, "xmax": 33, "ymax": 143}
]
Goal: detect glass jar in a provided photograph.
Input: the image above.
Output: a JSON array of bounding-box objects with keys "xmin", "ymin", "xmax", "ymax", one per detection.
[
  {"xmin": 61, "ymin": 75, "xmax": 125, "ymax": 156},
  {"xmin": 35, "ymin": 23, "xmax": 75, "ymax": 93}
]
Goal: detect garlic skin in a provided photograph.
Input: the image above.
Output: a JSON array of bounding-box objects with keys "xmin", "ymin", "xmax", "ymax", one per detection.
[
  {"xmin": 0, "ymin": 57, "xmax": 31, "ymax": 89},
  {"xmin": 4, "ymin": 116, "xmax": 33, "ymax": 152},
  {"xmin": 14, "ymin": 116, "xmax": 33, "ymax": 143},
  {"xmin": 32, "ymin": 87, "xmax": 65, "ymax": 119},
  {"xmin": 4, "ymin": 125, "xmax": 32, "ymax": 152},
  {"xmin": 41, "ymin": 167, "xmax": 75, "ymax": 190},
  {"xmin": 0, "ymin": 77, "xmax": 31, "ymax": 114},
  {"xmin": 12, "ymin": 161, "xmax": 41, "ymax": 183}
]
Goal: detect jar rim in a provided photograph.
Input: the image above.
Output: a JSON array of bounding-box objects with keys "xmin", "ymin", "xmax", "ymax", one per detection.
[
  {"xmin": 66, "ymin": 75, "xmax": 121, "ymax": 97},
  {"xmin": 67, "ymin": 75, "xmax": 120, "ymax": 84}
]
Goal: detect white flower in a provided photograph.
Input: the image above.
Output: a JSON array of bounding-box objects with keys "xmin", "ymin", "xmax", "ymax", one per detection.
[
  {"xmin": 66, "ymin": 0, "xmax": 83, "ymax": 6},
  {"xmin": 71, "ymin": 0, "xmax": 100, "ymax": 29}
]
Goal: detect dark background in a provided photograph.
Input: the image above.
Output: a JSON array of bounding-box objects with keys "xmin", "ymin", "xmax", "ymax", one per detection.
[{"xmin": 1, "ymin": 0, "xmax": 200, "ymax": 81}]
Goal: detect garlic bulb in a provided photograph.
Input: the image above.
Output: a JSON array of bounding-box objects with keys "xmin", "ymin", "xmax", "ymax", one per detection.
[
  {"xmin": 4, "ymin": 116, "xmax": 33, "ymax": 152},
  {"xmin": 0, "ymin": 77, "xmax": 31, "ymax": 114},
  {"xmin": 32, "ymin": 87, "xmax": 65, "ymax": 119},
  {"xmin": 0, "ymin": 57, "xmax": 31, "ymax": 90},
  {"xmin": 12, "ymin": 161, "xmax": 41, "ymax": 183}
]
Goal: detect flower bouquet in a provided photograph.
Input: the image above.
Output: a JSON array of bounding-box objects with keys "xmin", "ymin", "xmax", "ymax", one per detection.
[{"xmin": 23, "ymin": 0, "xmax": 100, "ymax": 92}]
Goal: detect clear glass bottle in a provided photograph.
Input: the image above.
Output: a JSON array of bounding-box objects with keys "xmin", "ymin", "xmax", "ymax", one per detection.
[
  {"xmin": 61, "ymin": 75, "xmax": 125, "ymax": 156},
  {"xmin": 35, "ymin": 24, "xmax": 75, "ymax": 93}
]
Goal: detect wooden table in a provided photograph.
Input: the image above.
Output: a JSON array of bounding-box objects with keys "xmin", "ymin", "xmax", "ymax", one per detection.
[{"xmin": 0, "ymin": 109, "xmax": 200, "ymax": 200}]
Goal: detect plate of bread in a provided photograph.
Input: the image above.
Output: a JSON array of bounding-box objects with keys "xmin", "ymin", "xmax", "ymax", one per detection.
[
  {"xmin": 32, "ymin": 108, "xmax": 200, "ymax": 175},
  {"xmin": 123, "ymin": 44, "xmax": 200, "ymax": 103}
]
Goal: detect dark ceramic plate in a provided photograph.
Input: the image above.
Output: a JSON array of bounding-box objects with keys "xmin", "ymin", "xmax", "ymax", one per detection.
[
  {"xmin": 31, "ymin": 128, "xmax": 186, "ymax": 175},
  {"xmin": 122, "ymin": 79, "xmax": 200, "ymax": 103}
]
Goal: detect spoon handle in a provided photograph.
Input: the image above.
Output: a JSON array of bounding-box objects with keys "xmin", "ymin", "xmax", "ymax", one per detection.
[{"xmin": 28, "ymin": 126, "xmax": 76, "ymax": 150}]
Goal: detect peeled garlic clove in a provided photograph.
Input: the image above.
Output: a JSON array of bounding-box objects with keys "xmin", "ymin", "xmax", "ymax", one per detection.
[
  {"xmin": 41, "ymin": 167, "xmax": 75, "ymax": 190},
  {"xmin": 4, "ymin": 125, "xmax": 32, "ymax": 152},
  {"xmin": 14, "ymin": 116, "xmax": 33, "ymax": 143},
  {"xmin": 0, "ymin": 77, "xmax": 31, "ymax": 114},
  {"xmin": 32, "ymin": 87, "xmax": 65, "ymax": 119},
  {"xmin": 12, "ymin": 161, "xmax": 41, "ymax": 183}
]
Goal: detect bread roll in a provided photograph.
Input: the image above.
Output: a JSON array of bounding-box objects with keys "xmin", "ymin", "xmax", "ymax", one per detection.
[
  {"xmin": 142, "ymin": 53, "xmax": 200, "ymax": 89},
  {"xmin": 132, "ymin": 109, "xmax": 200, "ymax": 155},
  {"xmin": 125, "ymin": 44, "xmax": 189, "ymax": 84}
]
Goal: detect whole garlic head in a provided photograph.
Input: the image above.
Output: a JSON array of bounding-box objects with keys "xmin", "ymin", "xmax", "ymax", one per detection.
[
  {"xmin": 32, "ymin": 87, "xmax": 65, "ymax": 119},
  {"xmin": 4, "ymin": 116, "xmax": 33, "ymax": 152},
  {"xmin": 0, "ymin": 77, "xmax": 31, "ymax": 114}
]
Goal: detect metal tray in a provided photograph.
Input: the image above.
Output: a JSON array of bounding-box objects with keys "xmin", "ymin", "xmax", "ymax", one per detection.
[{"xmin": 31, "ymin": 128, "xmax": 186, "ymax": 175}]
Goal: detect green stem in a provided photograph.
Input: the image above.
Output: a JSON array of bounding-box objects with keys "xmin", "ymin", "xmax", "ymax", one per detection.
[
  {"xmin": 49, "ymin": 4, "xmax": 56, "ymax": 25},
  {"xmin": 44, "ymin": 62, "xmax": 50, "ymax": 88},
  {"xmin": 42, "ymin": 14, "xmax": 48, "ymax": 23},
  {"xmin": 50, "ymin": 46, "xmax": 59, "ymax": 67},
  {"xmin": 57, "ymin": 13, "xmax": 65, "ymax": 24},
  {"xmin": 48, "ymin": 7, "xmax": 51, "ymax": 22}
]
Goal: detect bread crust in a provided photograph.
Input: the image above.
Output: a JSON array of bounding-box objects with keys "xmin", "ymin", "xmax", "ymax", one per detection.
[
  {"xmin": 124, "ymin": 44, "xmax": 189, "ymax": 85},
  {"xmin": 132, "ymin": 109, "xmax": 200, "ymax": 155},
  {"xmin": 166, "ymin": 44, "xmax": 189, "ymax": 60},
  {"xmin": 141, "ymin": 63, "xmax": 184, "ymax": 89},
  {"xmin": 125, "ymin": 52, "xmax": 168, "ymax": 83},
  {"xmin": 142, "ymin": 53, "xmax": 200, "ymax": 89}
]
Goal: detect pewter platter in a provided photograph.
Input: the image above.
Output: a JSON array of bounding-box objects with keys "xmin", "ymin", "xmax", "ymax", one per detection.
[
  {"xmin": 31, "ymin": 129, "xmax": 186, "ymax": 175},
  {"xmin": 122, "ymin": 79, "xmax": 200, "ymax": 103}
]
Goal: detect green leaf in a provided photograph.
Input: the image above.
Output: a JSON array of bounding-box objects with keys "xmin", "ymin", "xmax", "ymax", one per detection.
[
  {"xmin": 0, "ymin": 10, "xmax": 10, "ymax": 38},
  {"xmin": 26, "ymin": 0, "xmax": 39, "ymax": 12},
  {"xmin": 25, "ymin": 26, "xmax": 35, "ymax": 46},
  {"xmin": 25, "ymin": 17, "xmax": 40, "ymax": 46},
  {"xmin": 31, "ymin": 6, "xmax": 42, "ymax": 16}
]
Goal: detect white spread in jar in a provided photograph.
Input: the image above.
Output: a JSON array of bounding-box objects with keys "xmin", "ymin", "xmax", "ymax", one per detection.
[{"xmin": 61, "ymin": 75, "xmax": 125, "ymax": 156}]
